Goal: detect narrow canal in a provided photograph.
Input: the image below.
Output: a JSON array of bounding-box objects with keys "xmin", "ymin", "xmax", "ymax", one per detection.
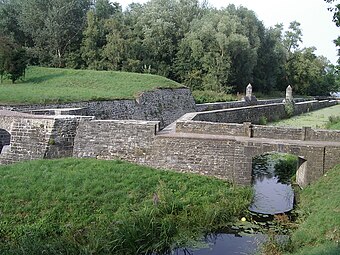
[{"xmin": 174, "ymin": 153, "xmax": 297, "ymax": 255}]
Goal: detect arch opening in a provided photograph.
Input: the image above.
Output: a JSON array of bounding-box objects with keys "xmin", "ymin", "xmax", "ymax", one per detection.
[
  {"xmin": 249, "ymin": 152, "xmax": 303, "ymax": 215},
  {"xmin": 0, "ymin": 129, "xmax": 11, "ymax": 154}
]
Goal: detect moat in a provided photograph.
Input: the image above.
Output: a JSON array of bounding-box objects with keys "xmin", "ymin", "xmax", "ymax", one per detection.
[{"xmin": 175, "ymin": 153, "xmax": 296, "ymax": 255}]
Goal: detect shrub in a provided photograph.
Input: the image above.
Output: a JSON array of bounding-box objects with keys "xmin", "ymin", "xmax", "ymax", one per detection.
[
  {"xmin": 192, "ymin": 90, "xmax": 237, "ymax": 104},
  {"xmin": 284, "ymin": 102, "xmax": 295, "ymax": 118},
  {"xmin": 259, "ymin": 116, "xmax": 268, "ymax": 125}
]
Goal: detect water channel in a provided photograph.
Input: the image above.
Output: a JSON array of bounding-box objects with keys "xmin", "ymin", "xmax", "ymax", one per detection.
[{"xmin": 174, "ymin": 153, "xmax": 297, "ymax": 255}]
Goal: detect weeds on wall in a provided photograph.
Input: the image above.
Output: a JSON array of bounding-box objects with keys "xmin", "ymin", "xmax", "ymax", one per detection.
[{"xmin": 284, "ymin": 102, "xmax": 295, "ymax": 118}]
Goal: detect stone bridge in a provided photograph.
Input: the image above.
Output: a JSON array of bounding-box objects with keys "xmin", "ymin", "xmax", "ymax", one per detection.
[
  {"xmin": 73, "ymin": 111, "xmax": 340, "ymax": 187},
  {"xmin": 1, "ymin": 99, "xmax": 340, "ymax": 187}
]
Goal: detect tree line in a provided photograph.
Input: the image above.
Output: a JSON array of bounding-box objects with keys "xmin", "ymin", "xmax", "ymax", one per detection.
[{"xmin": 0, "ymin": 0, "xmax": 338, "ymax": 95}]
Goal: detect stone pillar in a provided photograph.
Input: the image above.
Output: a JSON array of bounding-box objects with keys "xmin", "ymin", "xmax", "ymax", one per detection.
[
  {"xmin": 286, "ymin": 85, "xmax": 293, "ymax": 102},
  {"xmin": 246, "ymin": 83, "xmax": 252, "ymax": 98},
  {"xmin": 243, "ymin": 122, "xmax": 253, "ymax": 138},
  {"xmin": 301, "ymin": 126, "xmax": 312, "ymax": 141},
  {"xmin": 243, "ymin": 84, "xmax": 257, "ymax": 104}
]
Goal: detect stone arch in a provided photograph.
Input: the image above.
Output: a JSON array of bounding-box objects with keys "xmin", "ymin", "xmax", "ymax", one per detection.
[
  {"xmin": 251, "ymin": 147, "xmax": 308, "ymax": 187},
  {"xmin": 239, "ymin": 142, "xmax": 310, "ymax": 187},
  {"xmin": 0, "ymin": 129, "xmax": 11, "ymax": 154}
]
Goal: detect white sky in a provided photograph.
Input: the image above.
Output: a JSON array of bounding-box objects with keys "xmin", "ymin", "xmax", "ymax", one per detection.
[{"xmin": 115, "ymin": 0, "xmax": 339, "ymax": 64}]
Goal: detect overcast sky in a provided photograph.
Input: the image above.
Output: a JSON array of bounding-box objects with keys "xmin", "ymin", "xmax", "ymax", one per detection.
[{"xmin": 115, "ymin": 0, "xmax": 339, "ymax": 64}]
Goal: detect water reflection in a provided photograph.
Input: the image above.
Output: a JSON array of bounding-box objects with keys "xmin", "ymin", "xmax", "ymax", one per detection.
[
  {"xmin": 249, "ymin": 154, "xmax": 297, "ymax": 215},
  {"xmin": 173, "ymin": 154, "xmax": 295, "ymax": 254},
  {"xmin": 173, "ymin": 233, "xmax": 266, "ymax": 255}
]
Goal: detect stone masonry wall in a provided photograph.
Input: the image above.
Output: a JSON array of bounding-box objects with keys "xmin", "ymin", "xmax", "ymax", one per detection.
[
  {"xmin": 196, "ymin": 98, "xmax": 308, "ymax": 112},
  {"xmin": 73, "ymin": 120, "xmax": 159, "ymax": 163},
  {"xmin": 0, "ymin": 113, "xmax": 91, "ymax": 164},
  {"xmin": 0, "ymin": 118, "xmax": 55, "ymax": 164},
  {"xmin": 194, "ymin": 103, "xmax": 287, "ymax": 124},
  {"xmin": 193, "ymin": 100, "xmax": 337, "ymax": 124},
  {"xmin": 176, "ymin": 121, "xmax": 245, "ymax": 136},
  {"xmin": 175, "ymin": 120, "xmax": 340, "ymax": 143},
  {"xmin": 1, "ymin": 88, "xmax": 196, "ymax": 129},
  {"xmin": 148, "ymin": 135, "xmax": 238, "ymax": 182}
]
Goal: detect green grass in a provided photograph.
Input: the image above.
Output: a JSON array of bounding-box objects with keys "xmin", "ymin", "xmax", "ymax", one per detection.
[
  {"xmin": 270, "ymin": 104, "xmax": 340, "ymax": 129},
  {"xmin": 286, "ymin": 164, "xmax": 340, "ymax": 255},
  {"xmin": 0, "ymin": 158, "xmax": 252, "ymax": 254},
  {"xmin": 325, "ymin": 116, "xmax": 340, "ymax": 130},
  {"xmin": 0, "ymin": 66, "xmax": 182, "ymax": 105}
]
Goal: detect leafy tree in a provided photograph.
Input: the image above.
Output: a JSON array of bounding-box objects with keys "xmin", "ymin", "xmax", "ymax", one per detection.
[
  {"xmin": 253, "ymin": 25, "xmax": 286, "ymax": 93},
  {"xmin": 0, "ymin": 35, "xmax": 12, "ymax": 83},
  {"xmin": 18, "ymin": 0, "xmax": 91, "ymax": 67},
  {"xmin": 0, "ymin": 35, "xmax": 27, "ymax": 83},
  {"xmin": 324, "ymin": 0, "xmax": 340, "ymax": 65}
]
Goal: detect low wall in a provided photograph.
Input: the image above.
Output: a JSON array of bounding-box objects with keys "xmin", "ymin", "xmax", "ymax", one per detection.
[
  {"xmin": 192, "ymin": 100, "xmax": 337, "ymax": 124},
  {"xmin": 176, "ymin": 121, "xmax": 246, "ymax": 136},
  {"xmin": 294, "ymin": 100, "xmax": 337, "ymax": 115},
  {"xmin": 193, "ymin": 103, "xmax": 287, "ymax": 124},
  {"xmin": 196, "ymin": 98, "xmax": 308, "ymax": 112},
  {"xmin": 175, "ymin": 120, "xmax": 340, "ymax": 143},
  {"xmin": 0, "ymin": 88, "xmax": 196, "ymax": 129},
  {"xmin": 73, "ymin": 120, "xmax": 159, "ymax": 163}
]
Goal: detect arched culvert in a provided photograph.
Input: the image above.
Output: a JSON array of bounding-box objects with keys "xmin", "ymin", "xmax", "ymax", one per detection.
[
  {"xmin": 249, "ymin": 153, "xmax": 300, "ymax": 215},
  {"xmin": 0, "ymin": 129, "xmax": 11, "ymax": 154}
]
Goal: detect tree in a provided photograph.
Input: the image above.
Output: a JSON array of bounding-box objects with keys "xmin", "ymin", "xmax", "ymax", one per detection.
[
  {"xmin": 324, "ymin": 0, "xmax": 340, "ymax": 65},
  {"xmin": 18, "ymin": 0, "xmax": 91, "ymax": 67},
  {"xmin": 0, "ymin": 35, "xmax": 12, "ymax": 83},
  {"xmin": 0, "ymin": 35, "xmax": 27, "ymax": 83}
]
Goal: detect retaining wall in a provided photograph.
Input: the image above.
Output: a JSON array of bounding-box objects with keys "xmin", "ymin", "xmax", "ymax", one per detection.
[
  {"xmin": 0, "ymin": 88, "xmax": 196, "ymax": 129},
  {"xmin": 196, "ymin": 98, "xmax": 308, "ymax": 112},
  {"xmin": 192, "ymin": 100, "xmax": 337, "ymax": 124}
]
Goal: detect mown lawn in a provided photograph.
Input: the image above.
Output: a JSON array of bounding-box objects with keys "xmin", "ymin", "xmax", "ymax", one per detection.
[
  {"xmin": 270, "ymin": 104, "xmax": 340, "ymax": 129},
  {"xmin": 0, "ymin": 158, "xmax": 252, "ymax": 254},
  {"xmin": 0, "ymin": 66, "xmax": 181, "ymax": 105}
]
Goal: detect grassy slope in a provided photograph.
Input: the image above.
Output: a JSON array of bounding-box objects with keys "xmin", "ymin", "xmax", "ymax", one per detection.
[
  {"xmin": 287, "ymin": 164, "xmax": 340, "ymax": 255},
  {"xmin": 270, "ymin": 104, "xmax": 340, "ymax": 129},
  {"xmin": 0, "ymin": 66, "xmax": 181, "ymax": 105},
  {"xmin": 0, "ymin": 158, "xmax": 251, "ymax": 254}
]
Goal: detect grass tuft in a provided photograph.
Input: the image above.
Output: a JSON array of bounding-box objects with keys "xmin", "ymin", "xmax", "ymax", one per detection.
[{"xmin": 286, "ymin": 164, "xmax": 340, "ymax": 255}]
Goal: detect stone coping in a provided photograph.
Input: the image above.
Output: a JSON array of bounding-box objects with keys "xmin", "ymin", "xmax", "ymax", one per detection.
[{"xmin": 157, "ymin": 131, "xmax": 340, "ymax": 147}]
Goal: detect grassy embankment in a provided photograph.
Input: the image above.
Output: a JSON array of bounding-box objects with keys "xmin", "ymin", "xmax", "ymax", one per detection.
[
  {"xmin": 0, "ymin": 158, "xmax": 252, "ymax": 254},
  {"xmin": 0, "ymin": 66, "xmax": 181, "ymax": 105},
  {"xmin": 286, "ymin": 164, "xmax": 340, "ymax": 255}
]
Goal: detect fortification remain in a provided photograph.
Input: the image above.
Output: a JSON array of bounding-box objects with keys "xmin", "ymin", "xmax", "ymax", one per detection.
[{"xmin": 0, "ymin": 86, "xmax": 339, "ymax": 187}]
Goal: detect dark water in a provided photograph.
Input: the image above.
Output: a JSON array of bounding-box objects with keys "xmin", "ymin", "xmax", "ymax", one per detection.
[
  {"xmin": 173, "ymin": 233, "xmax": 266, "ymax": 255},
  {"xmin": 249, "ymin": 154, "xmax": 295, "ymax": 215},
  {"xmin": 175, "ymin": 154, "xmax": 295, "ymax": 255}
]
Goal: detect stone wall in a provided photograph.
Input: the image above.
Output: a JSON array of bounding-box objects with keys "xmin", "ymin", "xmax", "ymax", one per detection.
[
  {"xmin": 0, "ymin": 113, "xmax": 91, "ymax": 164},
  {"xmin": 175, "ymin": 120, "xmax": 340, "ymax": 143},
  {"xmin": 193, "ymin": 100, "xmax": 337, "ymax": 124},
  {"xmin": 0, "ymin": 118, "xmax": 56, "ymax": 164},
  {"xmin": 148, "ymin": 135, "xmax": 238, "ymax": 182},
  {"xmin": 196, "ymin": 98, "xmax": 308, "ymax": 112},
  {"xmin": 0, "ymin": 88, "xmax": 196, "ymax": 129},
  {"xmin": 73, "ymin": 120, "xmax": 159, "ymax": 163},
  {"xmin": 176, "ymin": 121, "xmax": 245, "ymax": 136},
  {"xmin": 193, "ymin": 103, "xmax": 287, "ymax": 124}
]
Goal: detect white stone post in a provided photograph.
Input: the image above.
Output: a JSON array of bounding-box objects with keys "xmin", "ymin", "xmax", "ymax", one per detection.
[{"xmin": 286, "ymin": 85, "xmax": 293, "ymax": 102}]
